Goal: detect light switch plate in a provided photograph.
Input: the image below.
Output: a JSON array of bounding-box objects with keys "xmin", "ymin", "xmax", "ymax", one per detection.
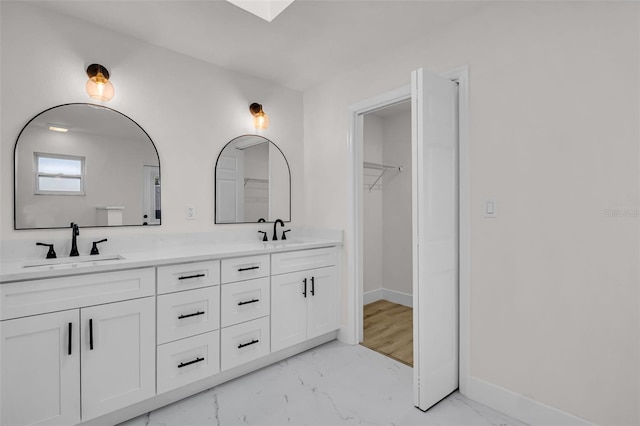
[{"xmin": 484, "ymin": 198, "xmax": 497, "ymax": 218}]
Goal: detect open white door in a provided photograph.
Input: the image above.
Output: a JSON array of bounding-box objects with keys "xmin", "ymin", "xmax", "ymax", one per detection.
[
  {"xmin": 411, "ymin": 67, "xmax": 459, "ymax": 410},
  {"xmin": 216, "ymin": 148, "xmax": 245, "ymax": 223}
]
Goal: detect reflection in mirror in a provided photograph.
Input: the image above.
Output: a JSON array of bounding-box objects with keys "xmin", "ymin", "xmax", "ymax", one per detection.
[
  {"xmin": 14, "ymin": 103, "xmax": 161, "ymax": 229},
  {"xmin": 215, "ymin": 135, "xmax": 290, "ymax": 223}
]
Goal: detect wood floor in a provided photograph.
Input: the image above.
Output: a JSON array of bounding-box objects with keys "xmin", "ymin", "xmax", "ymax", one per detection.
[{"xmin": 361, "ymin": 299, "xmax": 413, "ymax": 367}]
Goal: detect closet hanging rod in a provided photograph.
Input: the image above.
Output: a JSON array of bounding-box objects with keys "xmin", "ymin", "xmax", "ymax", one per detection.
[
  {"xmin": 363, "ymin": 161, "xmax": 403, "ymax": 172},
  {"xmin": 244, "ymin": 178, "xmax": 269, "ymax": 186}
]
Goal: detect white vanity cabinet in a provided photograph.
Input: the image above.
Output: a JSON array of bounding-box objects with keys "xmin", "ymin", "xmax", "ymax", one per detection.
[
  {"xmin": 271, "ymin": 248, "xmax": 339, "ymax": 352},
  {"xmin": 219, "ymin": 255, "xmax": 271, "ymax": 370},
  {"xmin": 156, "ymin": 260, "xmax": 221, "ymax": 394},
  {"xmin": 0, "ymin": 268, "xmax": 156, "ymax": 426},
  {"xmin": 80, "ymin": 297, "xmax": 155, "ymax": 420},
  {"xmin": 0, "ymin": 241, "xmax": 342, "ymax": 426},
  {"xmin": 1, "ymin": 310, "xmax": 80, "ymax": 426}
]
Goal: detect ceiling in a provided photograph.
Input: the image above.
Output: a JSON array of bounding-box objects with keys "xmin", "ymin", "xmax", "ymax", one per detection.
[{"xmin": 30, "ymin": 0, "xmax": 486, "ymax": 92}]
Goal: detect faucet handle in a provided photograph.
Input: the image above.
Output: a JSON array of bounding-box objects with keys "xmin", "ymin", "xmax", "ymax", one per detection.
[
  {"xmin": 36, "ymin": 242, "xmax": 57, "ymax": 259},
  {"xmin": 258, "ymin": 231, "xmax": 268, "ymax": 242},
  {"xmin": 90, "ymin": 239, "xmax": 108, "ymax": 255},
  {"xmin": 282, "ymin": 230, "xmax": 291, "ymax": 240}
]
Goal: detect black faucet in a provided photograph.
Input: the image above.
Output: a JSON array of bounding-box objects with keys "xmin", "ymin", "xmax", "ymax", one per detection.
[
  {"xmin": 70, "ymin": 222, "xmax": 80, "ymax": 257},
  {"xmin": 36, "ymin": 242, "xmax": 57, "ymax": 259},
  {"xmin": 272, "ymin": 219, "xmax": 285, "ymax": 241}
]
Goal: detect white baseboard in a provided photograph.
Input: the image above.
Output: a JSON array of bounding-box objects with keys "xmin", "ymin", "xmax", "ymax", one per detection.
[
  {"xmin": 363, "ymin": 288, "xmax": 383, "ymax": 304},
  {"xmin": 465, "ymin": 376, "xmax": 593, "ymax": 426},
  {"xmin": 363, "ymin": 288, "xmax": 412, "ymax": 307}
]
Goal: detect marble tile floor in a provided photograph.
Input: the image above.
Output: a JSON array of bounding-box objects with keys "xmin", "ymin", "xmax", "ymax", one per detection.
[{"xmin": 119, "ymin": 341, "xmax": 527, "ymax": 426}]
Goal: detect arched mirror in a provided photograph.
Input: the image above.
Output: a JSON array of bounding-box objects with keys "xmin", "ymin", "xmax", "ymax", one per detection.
[
  {"xmin": 14, "ymin": 103, "xmax": 161, "ymax": 229},
  {"xmin": 215, "ymin": 135, "xmax": 290, "ymax": 223}
]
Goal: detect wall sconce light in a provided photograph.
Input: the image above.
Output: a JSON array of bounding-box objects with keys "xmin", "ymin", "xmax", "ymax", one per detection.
[
  {"xmin": 85, "ymin": 64, "xmax": 115, "ymax": 102},
  {"xmin": 249, "ymin": 103, "xmax": 269, "ymax": 130}
]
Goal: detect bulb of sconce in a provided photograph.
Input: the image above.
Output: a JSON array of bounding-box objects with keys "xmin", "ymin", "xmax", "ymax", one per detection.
[
  {"xmin": 86, "ymin": 71, "xmax": 115, "ymax": 101},
  {"xmin": 253, "ymin": 112, "xmax": 269, "ymax": 130}
]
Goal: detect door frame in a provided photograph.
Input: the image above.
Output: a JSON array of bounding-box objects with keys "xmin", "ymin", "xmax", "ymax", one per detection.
[{"xmin": 345, "ymin": 65, "xmax": 470, "ymax": 396}]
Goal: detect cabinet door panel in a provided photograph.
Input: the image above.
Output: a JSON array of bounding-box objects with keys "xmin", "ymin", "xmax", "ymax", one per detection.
[
  {"xmin": 271, "ymin": 270, "xmax": 308, "ymax": 352},
  {"xmin": 307, "ymin": 266, "xmax": 339, "ymax": 339},
  {"xmin": 81, "ymin": 297, "xmax": 155, "ymax": 421},
  {"xmin": 1, "ymin": 310, "xmax": 80, "ymax": 426}
]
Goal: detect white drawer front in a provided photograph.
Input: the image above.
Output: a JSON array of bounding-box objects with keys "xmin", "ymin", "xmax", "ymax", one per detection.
[
  {"xmin": 157, "ymin": 287, "xmax": 220, "ymax": 344},
  {"xmin": 220, "ymin": 316, "xmax": 270, "ymax": 370},
  {"xmin": 157, "ymin": 330, "xmax": 220, "ymax": 394},
  {"xmin": 157, "ymin": 260, "xmax": 220, "ymax": 295},
  {"xmin": 221, "ymin": 255, "xmax": 270, "ymax": 284},
  {"xmin": 221, "ymin": 277, "xmax": 270, "ymax": 328},
  {"xmin": 271, "ymin": 247, "xmax": 338, "ymax": 276},
  {"xmin": 1, "ymin": 268, "xmax": 155, "ymax": 320}
]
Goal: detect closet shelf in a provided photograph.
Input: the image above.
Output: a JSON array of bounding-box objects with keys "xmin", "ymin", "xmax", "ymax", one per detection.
[
  {"xmin": 363, "ymin": 161, "xmax": 403, "ymax": 191},
  {"xmin": 363, "ymin": 161, "xmax": 403, "ymax": 172}
]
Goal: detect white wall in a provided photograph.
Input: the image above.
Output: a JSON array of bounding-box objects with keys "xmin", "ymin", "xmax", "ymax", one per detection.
[
  {"xmin": 381, "ymin": 108, "xmax": 412, "ymax": 297},
  {"xmin": 363, "ymin": 115, "xmax": 383, "ymax": 294},
  {"xmin": 304, "ymin": 2, "xmax": 639, "ymax": 425},
  {"xmin": 0, "ymin": 2, "xmax": 303, "ymax": 242}
]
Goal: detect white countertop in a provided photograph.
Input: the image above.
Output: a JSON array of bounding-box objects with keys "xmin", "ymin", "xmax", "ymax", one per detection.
[{"xmin": 0, "ymin": 238, "xmax": 341, "ymax": 283}]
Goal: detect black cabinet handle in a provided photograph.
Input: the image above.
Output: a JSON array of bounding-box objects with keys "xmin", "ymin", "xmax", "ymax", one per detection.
[
  {"xmin": 238, "ymin": 339, "xmax": 259, "ymax": 349},
  {"xmin": 89, "ymin": 319, "xmax": 94, "ymax": 350},
  {"xmin": 237, "ymin": 299, "xmax": 259, "ymax": 306},
  {"xmin": 178, "ymin": 273, "xmax": 205, "ymax": 280},
  {"xmin": 303, "ymin": 278, "xmax": 307, "ymax": 298},
  {"xmin": 68, "ymin": 322, "xmax": 72, "ymax": 355},
  {"xmin": 311, "ymin": 276, "xmax": 315, "ymax": 296},
  {"xmin": 178, "ymin": 311, "xmax": 205, "ymax": 319},
  {"xmin": 237, "ymin": 266, "xmax": 259, "ymax": 272},
  {"xmin": 178, "ymin": 357, "xmax": 205, "ymax": 368}
]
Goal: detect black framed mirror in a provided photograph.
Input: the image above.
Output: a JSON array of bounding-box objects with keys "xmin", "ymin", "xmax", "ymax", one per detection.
[
  {"xmin": 14, "ymin": 103, "xmax": 161, "ymax": 229},
  {"xmin": 215, "ymin": 135, "xmax": 291, "ymax": 223}
]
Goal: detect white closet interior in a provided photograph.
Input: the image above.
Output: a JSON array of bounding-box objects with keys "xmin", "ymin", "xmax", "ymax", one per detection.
[{"xmin": 362, "ymin": 100, "xmax": 413, "ymax": 307}]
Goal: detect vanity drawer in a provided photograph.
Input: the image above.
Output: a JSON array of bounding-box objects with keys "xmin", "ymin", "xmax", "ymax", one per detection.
[
  {"xmin": 157, "ymin": 330, "xmax": 220, "ymax": 394},
  {"xmin": 271, "ymin": 247, "xmax": 338, "ymax": 276},
  {"xmin": 220, "ymin": 255, "xmax": 269, "ymax": 284},
  {"xmin": 220, "ymin": 316, "xmax": 270, "ymax": 370},
  {"xmin": 157, "ymin": 287, "xmax": 220, "ymax": 344},
  {"xmin": 221, "ymin": 277, "xmax": 270, "ymax": 328},
  {"xmin": 157, "ymin": 260, "xmax": 220, "ymax": 295},
  {"xmin": 1, "ymin": 268, "xmax": 155, "ymax": 320}
]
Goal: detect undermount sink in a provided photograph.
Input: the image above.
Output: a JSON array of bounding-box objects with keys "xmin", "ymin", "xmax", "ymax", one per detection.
[
  {"xmin": 23, "ymin": 254, "xmax": 125, "ymax": 270},
  {"xmin": 262, "ymin": 239, "xmax": 304, "ymax": 248}
]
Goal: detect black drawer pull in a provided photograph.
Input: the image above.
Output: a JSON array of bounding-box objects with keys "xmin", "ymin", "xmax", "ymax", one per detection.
[
  {"xmin": 237, "ymin": 299, "xmax": 259, "ymax": 306},
  {"xmin": 178, "ymin": 357, "xmax": 205, "ymax": 368},
  {"xmin": 68, "ymin": 322, "xmax": 72, "ymax": 355},
  {"xmin": 89, "ymin": 319, "xmax": 94, "ymax": 351},
  {"xmin": 178, "ymin": 273, "xmax": 205, "ymax": 281},
  {"xmin": 311, "ymin": 276, "xmax": 315, "ymax": 296},
  {"xmin": 238, "ymin": 339, "xmax": 259, "ymax": 349},
  {"xmin": 237, "ymin": 266, "xmax": 259, "ymax": 272},
  {"xmin": 303, "ymin": 278, "xmax": 307, "ymax": 298},
  {"xmin": 178, "ymin": 311, "xmax": 205, "ymax": 319}
]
